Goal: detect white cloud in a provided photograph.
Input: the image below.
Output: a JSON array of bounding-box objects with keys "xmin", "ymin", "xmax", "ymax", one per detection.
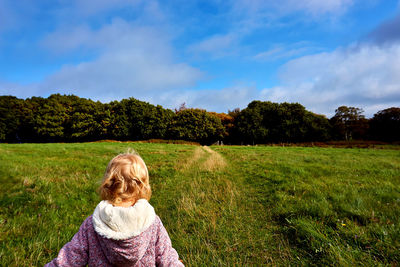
[
  {"xmin": 283, "ymin": 0, "xmax": 354, "ymax": 15},
  {"xmin": 40, "ymin": 25, "xmax": 93, "ymax": 54},
  {"xmin": 187, "ymin": 34, "xmax": 237, "ymax": 58},
  {"xmin": 232, "ymin": 0, "xmax": 355, "ymax": 20},
  {"xmin": 46, "ymin": 0, "xmax": 146, "ymax": 22},
  {"xmin": 40, "ymin": 50, "xmax": 202, "ymax": 100},
  {"xmin": 188, "ymin": 0, "xmax": 357, "ymax": 59},
  {"xmin": 3, "ymin": 18, "xmax": 203, "ymax": 100},
  {"xmin": 260, "ymin": 43, "xmax": 400, "ymax": 117},
  {"xmin": 253, "ymin": 42, "xmax": 323, "ymax": 61},
  {"xmin": 150, "ymin": 84, "xmax": 259, "ymax": 112},
  {"xmin": 72, "ymin": 0, "xmax": 141, "ymax": 16},
  {"xmin": 0, "ymin": 80, "xmax": 41, "ymax": 97},
  {"xmin": 40, "ymin": 18, "xmax": 170, "ymax": 54}
]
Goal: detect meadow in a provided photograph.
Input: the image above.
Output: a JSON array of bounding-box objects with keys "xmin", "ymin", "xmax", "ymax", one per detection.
[{"xmin": 0, "ymin": 142, "xmax": 399, "ymax": 266}]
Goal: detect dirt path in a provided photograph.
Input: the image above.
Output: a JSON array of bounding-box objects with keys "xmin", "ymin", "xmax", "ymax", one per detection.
[
  {"xmin": 201, "ymin": 146, "xmax": 227, "ymax": 171},
  {"xmin": 178, "ymin": 146, "xmax": 226, "ymax": 172}
]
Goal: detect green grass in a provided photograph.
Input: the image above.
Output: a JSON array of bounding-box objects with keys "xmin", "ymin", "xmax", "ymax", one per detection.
[{"xmin": 0, "ymin": 143, "xmax": 399, "ymax": 266}]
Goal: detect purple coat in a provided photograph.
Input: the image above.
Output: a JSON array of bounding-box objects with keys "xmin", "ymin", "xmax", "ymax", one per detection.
[{"xmin": 45, "ymin": 200, "xmax": 184, "ymax": 267}]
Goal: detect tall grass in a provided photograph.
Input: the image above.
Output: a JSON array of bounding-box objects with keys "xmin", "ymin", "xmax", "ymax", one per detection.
[
  {"xmin": 0, "ymin": 143, "xmax": 399, "ymax": 266},
  {"xmin": 217, "ymin": 146, "xmax": 400, "ymax": 265}
]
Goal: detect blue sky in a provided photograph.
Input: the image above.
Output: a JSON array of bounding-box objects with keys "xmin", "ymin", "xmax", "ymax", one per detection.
[{"xmin": 1, "ymin": 0, "xmax": 400, "ymax": 117}]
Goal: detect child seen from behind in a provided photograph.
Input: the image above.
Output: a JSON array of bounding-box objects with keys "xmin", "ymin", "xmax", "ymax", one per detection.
[{"xmin": 46, "ymin": 152, "xmax": 184, "ymax": 266}]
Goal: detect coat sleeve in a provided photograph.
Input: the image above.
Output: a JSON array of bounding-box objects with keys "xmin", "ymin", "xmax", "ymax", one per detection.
[
  {"xmin": 45, "ymin": 218, "xmax": 90, "ymax": 267},
  {"xmin": 155, "ymin": 217, "xmax": 185, "ymax": 267}
]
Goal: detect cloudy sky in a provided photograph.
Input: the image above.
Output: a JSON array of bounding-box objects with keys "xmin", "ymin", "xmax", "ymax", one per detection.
[{"xmin": 1, "ymin": 0, "xmax": 399, "ymax": 117}]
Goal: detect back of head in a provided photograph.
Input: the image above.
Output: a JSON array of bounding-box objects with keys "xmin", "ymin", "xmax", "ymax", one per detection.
[{"xmin": 99, "ymin": 153, "xmax": 151, "ymax": 205}]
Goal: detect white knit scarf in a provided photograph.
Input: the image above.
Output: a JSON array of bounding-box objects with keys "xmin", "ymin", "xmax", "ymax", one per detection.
[{"xmin": 92, "ymin": 199, "xmax": 156, "ymax": 240}]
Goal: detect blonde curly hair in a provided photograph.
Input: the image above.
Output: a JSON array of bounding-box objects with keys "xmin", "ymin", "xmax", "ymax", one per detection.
[{"xmin": 98, "ymin": 152, "xmax": 151, "ymax": 205}]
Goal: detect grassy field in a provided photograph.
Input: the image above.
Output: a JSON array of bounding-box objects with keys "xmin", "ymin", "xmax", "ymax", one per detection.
[{"xmin": 0, "ymin": 143, "xmax": 399, "ymax": 266}]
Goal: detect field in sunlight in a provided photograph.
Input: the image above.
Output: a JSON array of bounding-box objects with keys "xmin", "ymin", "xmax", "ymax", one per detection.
[{"xmin": 0, "ymin": 143, "xmax": 399, "ymax": 266}]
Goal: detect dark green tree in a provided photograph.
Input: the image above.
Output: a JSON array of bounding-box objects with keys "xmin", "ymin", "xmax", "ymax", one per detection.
[
  {"xmin": 0, "ymin": 96, "xmax": 23, "ymax": 142},
  {"xmin": 278, "ymin": 103, "xmax": 309, "ymax": 142},
  {"xmin": 168, "ymin": 108, "xmax": 224, "ymax": 144},
  {"xmin": 235, "ymin": 101, "xmax": 331, "ymax": 144},
  {"xmin": 109, "ymin": 100, "xmax": 130, "ymax": 140},
  {"xmin": 330, "ymin": 106, "xmax": 368, "ymax": 140},
  {"xmin": 369, "ymin": 107, "xmax": 400, "ymax": 141},
  {"xmin": 235, "ymin": 101, "xmax": 269, "ymax": 144},
  {"xmin": 303, "ymin": 112, "xmax": 331, "ymax": 141},
  {"xmin": 109, "ymin": 98, "xmax": 174, "ymax": 141},
  {"xmin": 27, "ymin": 96, "xmax": 68, "ymax": 142},
  {"xmin": 69, "ymin": 99, "xmax": 111, "ymax": 141}
]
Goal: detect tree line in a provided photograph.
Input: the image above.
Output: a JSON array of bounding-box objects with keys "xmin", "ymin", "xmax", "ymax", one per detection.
[{"xmin": 0, "ymin": 94, "xmax": 398, "ymax": 144}]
